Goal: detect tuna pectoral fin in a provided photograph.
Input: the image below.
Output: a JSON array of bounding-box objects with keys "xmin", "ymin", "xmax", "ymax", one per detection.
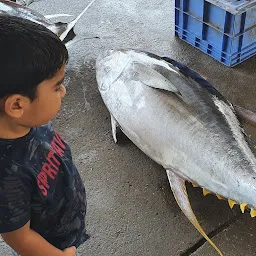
[
  {"xmin": 59, "ymin": 0, "xmax": 96, "ymax": 41},
  {"xmin": 234, "ymin": 105, "xmax": 256, "ymax": 127},
  {"xmin": 111, "ymin": 115, "xmax": 121, "ymax": 143},
  {"xmin": 132, "ymin": 62, "xmax": 180, "ymax": 94},
  {"xmin": 166, "ymin": 170, "xmax": 223, "ymax": 256}
]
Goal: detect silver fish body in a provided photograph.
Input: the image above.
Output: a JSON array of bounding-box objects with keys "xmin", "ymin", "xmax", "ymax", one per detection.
[
  {"xmin": 96, "ymin": 49, "xmax": 256, "ymax": 255},
  {"xmin": 97, "ymin": 49, "xmax": 256, "ymax": 207}
]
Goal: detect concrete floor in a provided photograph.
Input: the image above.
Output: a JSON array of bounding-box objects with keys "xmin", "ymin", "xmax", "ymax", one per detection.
[{"xmin": 1, "ymin": 0, "xmax": 256, "ymax": 255}]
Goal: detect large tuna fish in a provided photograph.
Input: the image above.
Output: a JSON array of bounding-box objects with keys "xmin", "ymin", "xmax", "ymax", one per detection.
[
  {"xmin": 96, "ymin": 49, "xmax": 256, "ymax": 255},
  {"xmin": 0, "ymin": 0, "xmax": 96, "ymax": 43}
]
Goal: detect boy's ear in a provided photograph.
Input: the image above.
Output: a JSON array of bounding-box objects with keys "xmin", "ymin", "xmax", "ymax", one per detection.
[{"xmin": 4, "ymin": 94, "xmax": 31, "ymax": 118}]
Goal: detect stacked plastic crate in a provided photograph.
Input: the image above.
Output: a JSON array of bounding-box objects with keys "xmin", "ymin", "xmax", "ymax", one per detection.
[{"xmin": 175, "ymin": 0, "xmax": 256, "ymax": 66}]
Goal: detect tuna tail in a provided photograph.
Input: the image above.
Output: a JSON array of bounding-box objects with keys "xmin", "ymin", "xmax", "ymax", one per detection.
[
  {"xmin": 166, "ymin": 170, "xmax": 223, "ymax": 256},
  {"xmin": 59, "ymin": 0, "xmax": 96, "ymax": 42}
]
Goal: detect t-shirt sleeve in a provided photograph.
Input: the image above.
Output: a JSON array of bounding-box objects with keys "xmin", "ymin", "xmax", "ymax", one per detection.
[{"xmin": 0, "ymin": 174, "xmax": 31, "ymax": 233}]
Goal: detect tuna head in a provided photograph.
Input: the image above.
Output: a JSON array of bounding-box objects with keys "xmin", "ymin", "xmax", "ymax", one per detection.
[{"xmin": 96, "ymin": 49, "xmax": 256, "ymax": 255}]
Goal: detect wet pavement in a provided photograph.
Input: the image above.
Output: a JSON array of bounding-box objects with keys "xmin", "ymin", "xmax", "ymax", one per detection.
[{"xmin": 1, "ymin": 0, "xmax": 256, "ymax": 255}]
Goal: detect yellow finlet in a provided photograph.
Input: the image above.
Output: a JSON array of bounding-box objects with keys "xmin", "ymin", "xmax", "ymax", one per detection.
[
  {"xmin": 203, "ymin": 188, "xmax": 210, "ymax": 196},
  {"xmin": 228, "ymin": 200, "xmax": 236, "ymax": 209},
  {"xmin": 192, "ymin": 183, "xmax": 199, "ymax": 188},
  {"xmin": 216, "ymin": 194, "xmax": 224, "ymax": 200},
  {"xmin": 250, "ymin": 209, "xmax": 256, "ymax": 218},
  {"xmin": 240, "ymin": 203, "xmax": 247, "ymax": 213}
]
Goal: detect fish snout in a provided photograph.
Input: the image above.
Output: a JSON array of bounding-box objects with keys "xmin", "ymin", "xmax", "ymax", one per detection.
[
  {"xmin": 96, "ymin": 51, "xmax": 114, "ymax": 92},
  {"xmin": 96, "ymin": 49, "xmax": 131, "ymax": 93}
]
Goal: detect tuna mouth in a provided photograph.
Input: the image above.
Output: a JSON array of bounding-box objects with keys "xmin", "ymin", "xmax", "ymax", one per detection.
[{"xmin": 190, "ymin": 182, "xmax": 256, "ymax": 218}]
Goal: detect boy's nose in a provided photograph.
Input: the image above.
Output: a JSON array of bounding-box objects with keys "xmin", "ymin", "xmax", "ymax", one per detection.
[{"xmin": 60, "ymin": 84, "xmax": 66, "ymax": 98}]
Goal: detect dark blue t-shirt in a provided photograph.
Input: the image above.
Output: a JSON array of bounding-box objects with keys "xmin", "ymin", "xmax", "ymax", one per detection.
[{"xmin": 0, "ymin": 123, "xmax": 88, "ymax": 250}]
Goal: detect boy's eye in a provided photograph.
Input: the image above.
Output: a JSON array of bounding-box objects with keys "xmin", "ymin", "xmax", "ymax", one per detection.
[{"xmin": 55, "ymin": 86, "xmax": 61, "ymax": 91}]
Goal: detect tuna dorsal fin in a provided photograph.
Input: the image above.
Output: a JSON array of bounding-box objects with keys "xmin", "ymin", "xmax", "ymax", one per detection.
[
  {"xmin": 234, "ymin": 105, "xmax": 256, "ymax": 127},
  {"xmin": 161, "ymin": 56, "xmax": 227, "ymax": 102},
  {"xmin": 59, "ymin": 0, "xmax": 96, "ymax": 41},
  {"xmin": 166, "ymin": 170, "xmax": 223, "ymax": 256},
  {"xmin": 132, "ymin": 62, "xmax": 180, "ymax": 94}
]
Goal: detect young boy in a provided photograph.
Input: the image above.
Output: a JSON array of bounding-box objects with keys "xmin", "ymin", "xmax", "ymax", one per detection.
[{"xmin": 0, "ymin": 16, "xmax": 88, "ymax": 256}]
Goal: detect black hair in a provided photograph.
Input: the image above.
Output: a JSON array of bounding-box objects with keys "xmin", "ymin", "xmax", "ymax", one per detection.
[{"xmin": 0, "ymin": 15, "xmax": 69, "ymax": 100}]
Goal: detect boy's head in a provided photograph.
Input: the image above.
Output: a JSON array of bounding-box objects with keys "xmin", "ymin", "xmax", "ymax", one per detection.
[{"xmin": 0, "ymin": 15, "xmax": 68, "ymax": 127}]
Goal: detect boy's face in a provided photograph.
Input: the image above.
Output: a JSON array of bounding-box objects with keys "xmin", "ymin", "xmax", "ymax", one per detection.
[{"xmin": 18, "ymin": 64, "xmax": 67, "ymax": 127}]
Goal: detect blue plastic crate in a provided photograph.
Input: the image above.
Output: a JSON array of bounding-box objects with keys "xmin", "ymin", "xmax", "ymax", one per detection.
[{"xmin": 175, "ymin": 0, "xmax": 256, "ymax": 66}]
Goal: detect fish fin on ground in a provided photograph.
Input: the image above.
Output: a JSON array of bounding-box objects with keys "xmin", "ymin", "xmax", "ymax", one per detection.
[
  {"xmin": 45, "ymin": 14, "xmax": 73, "ymax": 19},
  {"xmin": 132, "ymin": 62, "xmax": 180, "ymax": 94},
  {"xmin": 234, "ymin": 105, "xmax": 256, "ymax": 127},
  {"xmin": 166, "ymin": 170, "xmax": 223, "ymax": 256},
  {"xmin": 15, "ymin": 0, "xmax": 30, "ymax": 6},
  {"xmin": 59, "ymin": 0, "xmax": 96, "ymax": 41},
  {"xmin": 111, "ymin": 115, "xmax": 121, "ymax": 143},
  {"xmin": 65, "ymin": 36, "xmax": 100, "ymax": 49},
  {"xmin": 62, "ymin": 29, "xmax": 76, "ymax": 44},
  {"xmin": 17, "ymin": 0, "xmax": 40, "ymax": 6}
]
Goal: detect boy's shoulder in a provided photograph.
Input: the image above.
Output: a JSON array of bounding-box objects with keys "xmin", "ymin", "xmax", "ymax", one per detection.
[
  {"xmin": 0, "ymin": 122, "xmax": 55, "ymax": 152},
  {"xmin": 0, "ymin": 122, "xmax": 68, "ymax": 176}
]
